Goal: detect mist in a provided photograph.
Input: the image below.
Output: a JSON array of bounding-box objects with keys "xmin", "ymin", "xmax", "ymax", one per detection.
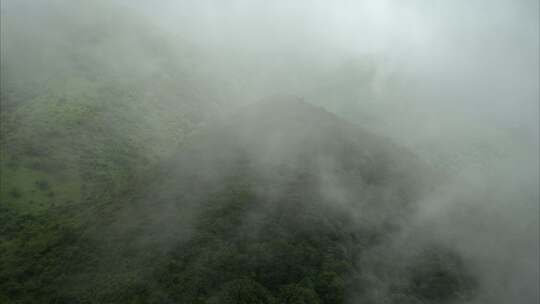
[{"xmin": 1, "ymin": 0, "xmax": 538, "ymax": 303}]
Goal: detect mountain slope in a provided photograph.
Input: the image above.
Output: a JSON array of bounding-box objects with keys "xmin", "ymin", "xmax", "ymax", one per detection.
[
  {"xmin": 145, "ymin": 100, "xmax": 474, "ymax": 303},
  {"xmin": 1, "ymin": 99, "xmax": 476, "ymax": 303},
  {"xmin": 0, "ymin": 1, "xmax": 218, "ymax": 216}
]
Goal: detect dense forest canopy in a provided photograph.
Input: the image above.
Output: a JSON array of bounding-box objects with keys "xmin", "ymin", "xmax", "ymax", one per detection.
[{"xmin": 0, "ymin": 1, "xmax": 538, "ymax": 303}]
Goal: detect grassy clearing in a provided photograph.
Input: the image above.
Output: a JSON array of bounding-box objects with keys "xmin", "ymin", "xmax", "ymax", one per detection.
[{"xmin": 0, "ymin": 154, "xmax": 82, "ymax": 214}]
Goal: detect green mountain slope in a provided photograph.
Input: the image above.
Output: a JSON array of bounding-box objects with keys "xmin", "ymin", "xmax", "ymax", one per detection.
[
  {"xmin": 0, "ymin": 1, "xmax": 217, "ymax": 216},
  {"xmin": 1, "ymin": 3, "xmax": 476, "ymax": 303},
  {"xmin": 0, "ymin": 4, "xmax": 220, "ymax": 301},
  {"xmin": 0, "ymin": 100, "xmax": 476, "ymax": 303},
  {"xmin": 145, "ymin": 101, "xmax": 475, "ymax": 303}
]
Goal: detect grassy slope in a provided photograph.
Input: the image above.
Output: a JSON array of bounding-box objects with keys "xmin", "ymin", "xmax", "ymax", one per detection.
[
  {"xmin": 0, "ymin": 0, "xmax": 210, "ymax": 215},
  {"xmin": 0, "ymin": 4, "xmax": 218, "ymax": 302}
]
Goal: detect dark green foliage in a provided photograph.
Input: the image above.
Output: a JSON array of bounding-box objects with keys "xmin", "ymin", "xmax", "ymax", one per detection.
[
  {"xmin": 154, "ymin": 177, "xmax": 370, "ymax": 303},
  {"xmin": 406, "ymin": 246, "xmax": 477, "ymax": 303},
  {"xmin": 35, "ymin": 179, "xmax": 50, "ymax": 191},
  {"xmin": 207, "ymin": 278, "xmax": 275, "ymax": 304},
  {"xmin": 9, "ymin": 187, "xmax": 21, "ymax": 198},
  {"xmin": 0, "ymin": 100, "xmax": 476, "ymax": 303},
  {"xmin": 315, "ymin": 271, "xmax": 345, "ymax": 304},
  {"xmin": 278, "ymin": 284, "xmax": 321, "ymax": 304}
]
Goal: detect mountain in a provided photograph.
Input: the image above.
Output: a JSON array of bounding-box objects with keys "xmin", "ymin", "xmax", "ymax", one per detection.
[
  {"xmin": 1, "ymin": 100, "xmax": 476, "ymax": 303},
  {"xmin": 0, "ymin": 3, "xmax": 220, "ymax": 302},
  {"xmin": 0, "ymin": 1, "xmax": 221, "ymax": 217}
]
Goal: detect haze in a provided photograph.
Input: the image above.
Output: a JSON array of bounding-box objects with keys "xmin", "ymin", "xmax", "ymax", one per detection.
[{"xmin": 1, "ymin": 0, "xmax": 538, "ymax": 303}]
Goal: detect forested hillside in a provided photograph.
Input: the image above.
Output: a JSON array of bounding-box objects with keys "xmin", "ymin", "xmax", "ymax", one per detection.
[
  {"xmin": 1, "ymin": 1, "xmax": 538, "ymax": 304},
  {"xmin": 0, "ymin": 1, "xmax": 218, "ymax": 216},
  {"xmin": 1, "ymin": 99, "xmax": 476, "ymax": 303}
]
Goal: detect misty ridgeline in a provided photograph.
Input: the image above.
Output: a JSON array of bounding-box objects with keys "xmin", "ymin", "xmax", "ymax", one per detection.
[{"xmin": 0, "ymin": 1, "xmax": 538, "ymax": 304}]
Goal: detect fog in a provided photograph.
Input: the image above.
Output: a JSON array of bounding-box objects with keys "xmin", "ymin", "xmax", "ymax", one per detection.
[{"xmin": 1, "ymin": 0, "xmax": 538, "ymax": 303}]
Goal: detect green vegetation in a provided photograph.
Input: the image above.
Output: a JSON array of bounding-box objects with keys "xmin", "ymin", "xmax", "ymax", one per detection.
[
  {"xmin": 0, "ymin": 97, "xmax": 477, "ymax": 303},
  {"xmin": 0, "ymin": 3, "xmax": 478, "ymax": 303}
]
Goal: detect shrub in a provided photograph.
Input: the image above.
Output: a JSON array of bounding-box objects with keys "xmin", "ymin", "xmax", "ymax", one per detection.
[
  {"xmin": 35, "ymin": 179, "xmax": 50, "ymax": 191},
  {"xmin": 9, "ymin": 187, "xmax": 22, "ymax": 199}
]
